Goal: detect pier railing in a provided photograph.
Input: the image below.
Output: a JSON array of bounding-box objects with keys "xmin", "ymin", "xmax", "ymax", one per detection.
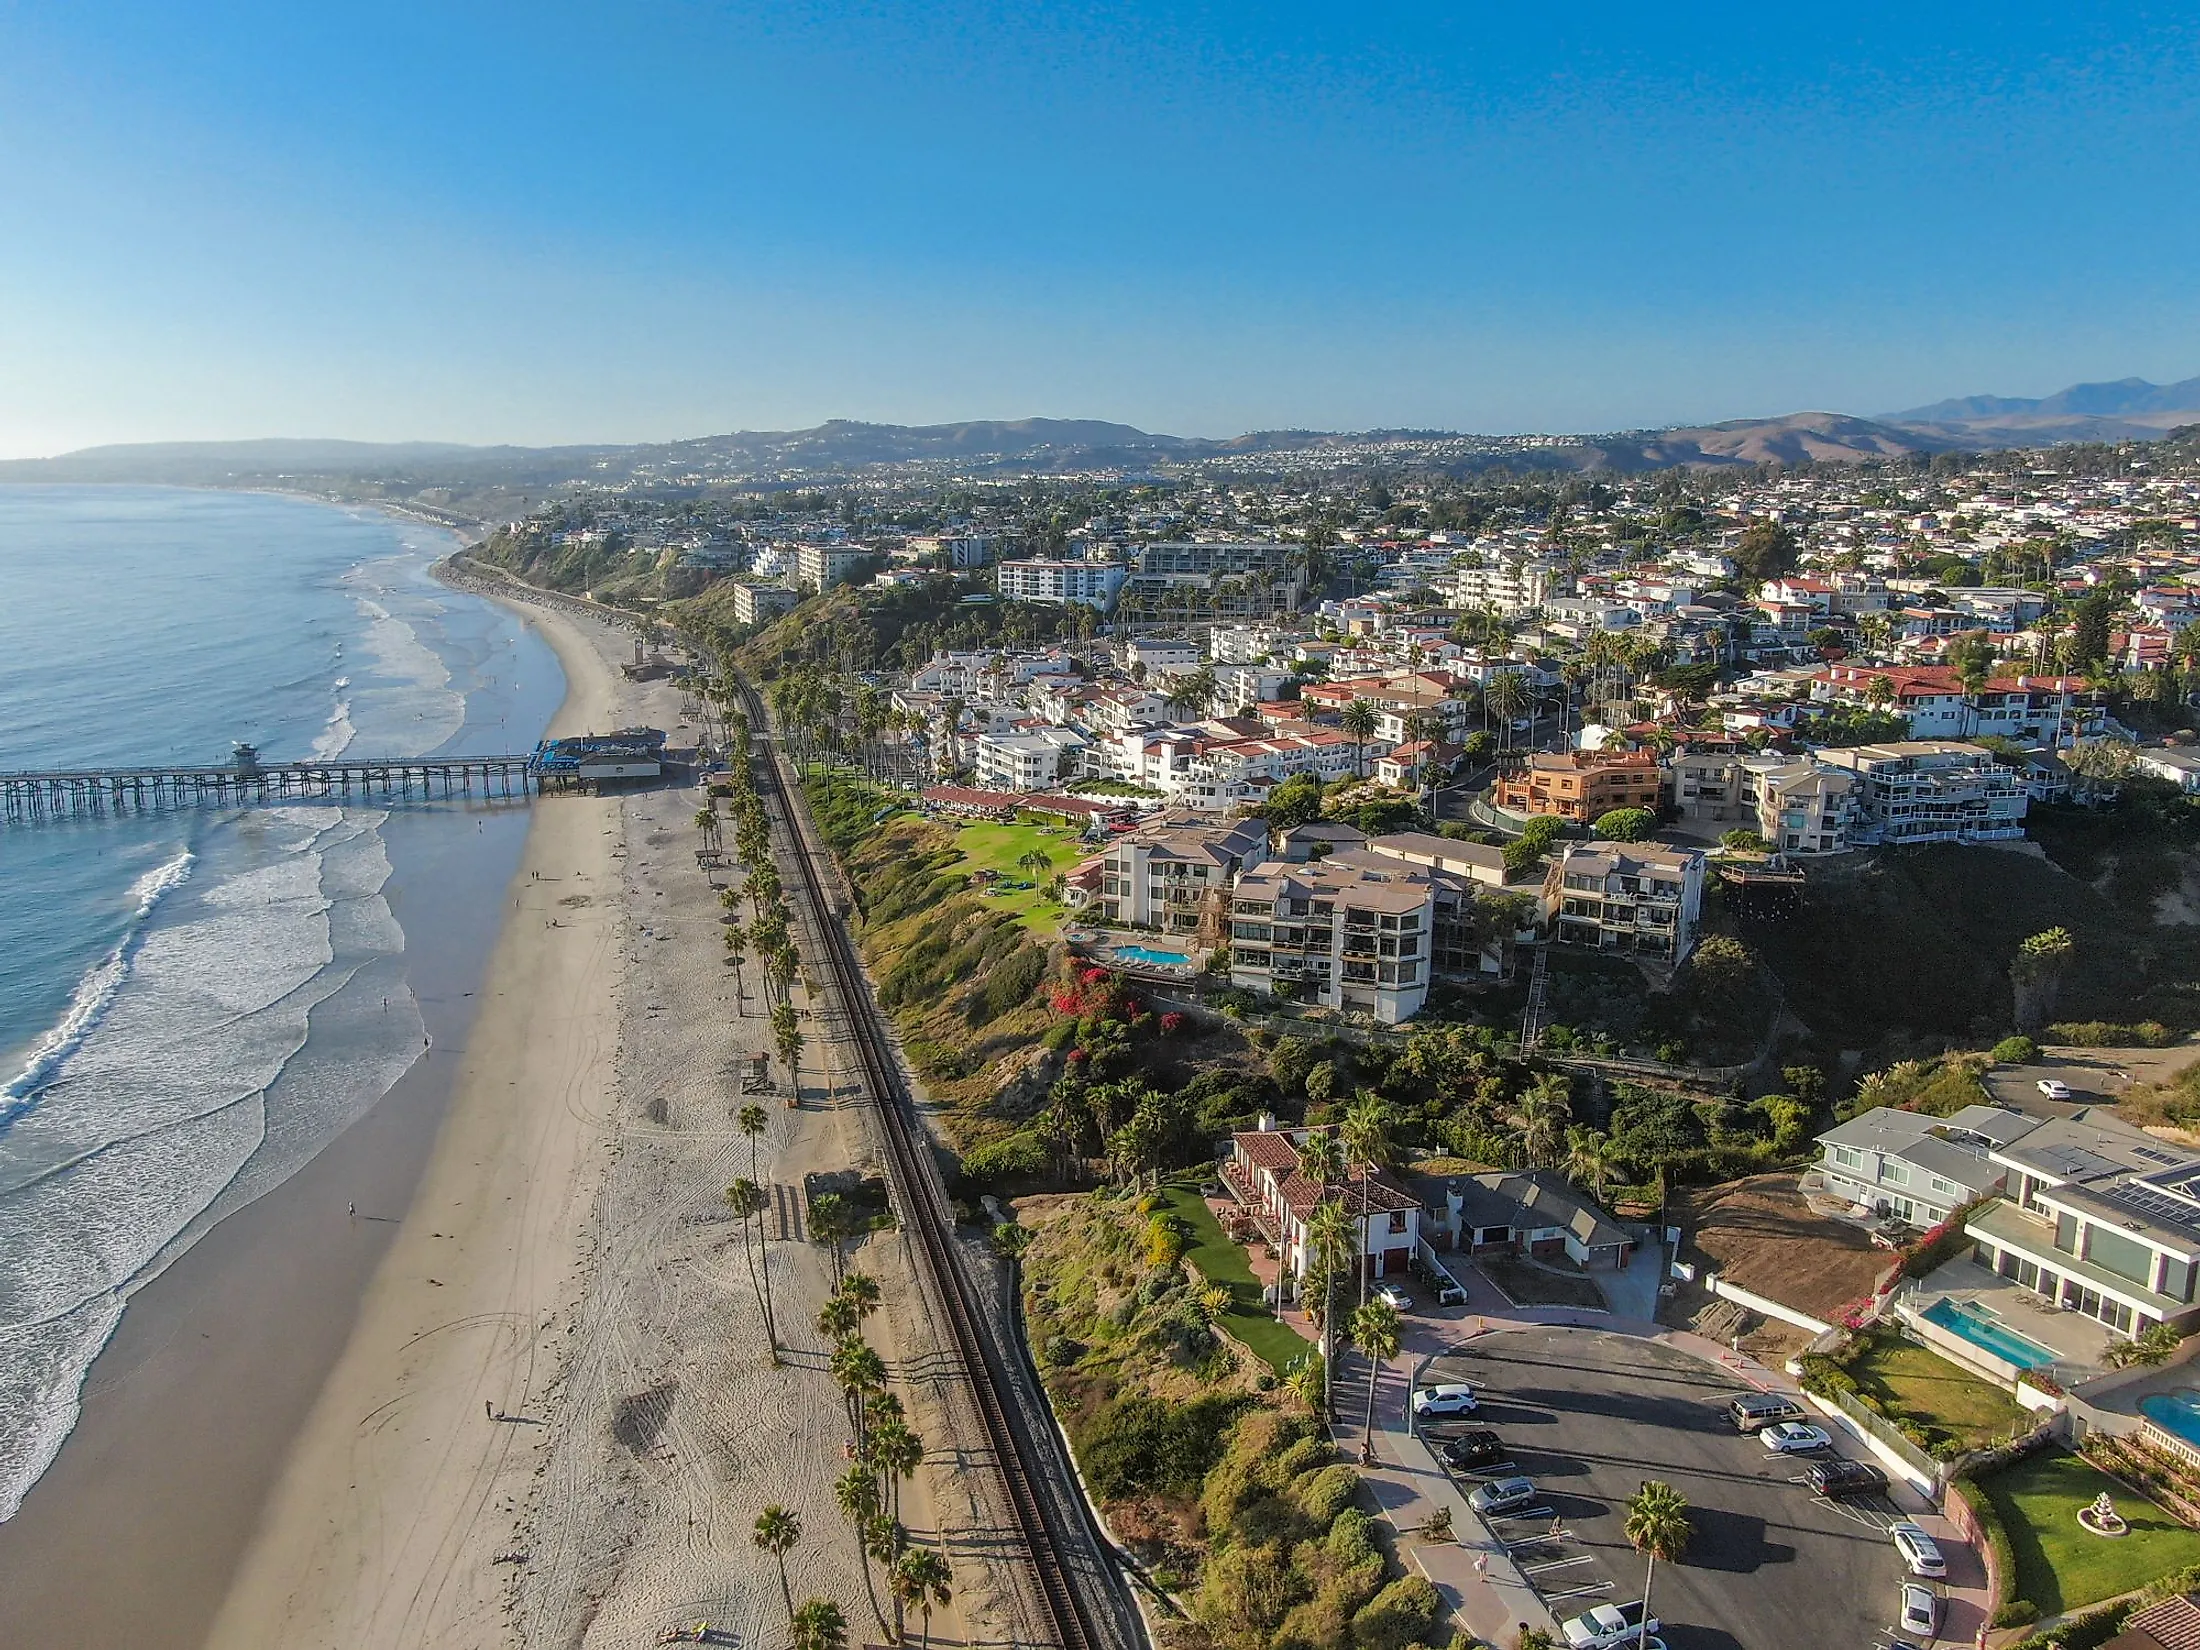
[{"xmin": 1, "ymin": 755, "xmax": 539, "ymax": 821}]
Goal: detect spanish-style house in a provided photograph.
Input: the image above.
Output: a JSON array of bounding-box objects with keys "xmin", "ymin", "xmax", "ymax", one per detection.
[{"xmin": 1223, "ymin": 1122, "xmax": 1421, "ymax": 1282}]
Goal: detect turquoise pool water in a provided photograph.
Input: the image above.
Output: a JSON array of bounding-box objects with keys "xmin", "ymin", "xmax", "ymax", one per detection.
[
  {"xmin": 1921, "ymin": 1298, "xmax": 2059, "ymax": 1370},
  {"xmin": 1110, "ymin": 944, "xmax": 1192, "ymax": 968},
  {"xmin": 2141, "ymin": 1391, "xmax": 2200, "ymax": 1448}
]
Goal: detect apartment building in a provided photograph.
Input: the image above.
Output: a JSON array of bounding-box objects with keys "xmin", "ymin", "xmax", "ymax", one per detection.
[
  {"xmin": 973, "ymin": 727, "xmax": 1086, "ymax": 792},
  {"xmin": 1543, "ymin": 841, "xmax": 1706, "ymax": 963},
  {"xmin": 1494, "ymin": 748, "xmax": 1663, "ymax": 823},
  {"xmin": 794, "ymin": 543, "xmax": 871, "ymax": 592},
  {"xmin": 1090, "ymin": 813, "xmax": 1269, "ymax": 934},
  {"xmin": 1750, "ymin": 759, "xmax": 1859, "ymax": 854},
  {"xmin": 1811, "ymin": 664, "xmax": 2093, "ymax": 745},
  {"xmin": 1815, "ymin": 1104, "xmax": 2039, "ymax": 1228},
  {"xmin": 1964, "ymin": 1109, "xmax": 2200, "ymax": 1338},
  {"xmin": 728, "ymin": 580, "xmax": 800, "ymax": 626},
  {"xmin": 1448, "ymin": 557, "xmax": 1561, "ymax": 615},
  {"xmin": 1813, "ymin": 741, "xmax": 2029, "ymax": 845},
  {"xmin": 995, "ymin": 558, "xmax": 1127, "ymax": 609},
  {"xmin": 1229, "ymin": 853, "xmax": 1438, "ymax": 1022}
]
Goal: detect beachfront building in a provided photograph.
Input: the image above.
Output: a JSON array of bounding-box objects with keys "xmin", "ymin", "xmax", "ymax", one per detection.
[
  {"xmin": 1814, "ymin": 1104, "xmax": 2039, "ymax": 1228},
  {"xmin": 1812, "ymin": 740, "xmax": 2029, "ymax": 845},
  {"xmin": 1223, "ymin": 1123, "xmax": 1422, "ymax": 1282},
  {"xmin": 1088, "ymin": 813, "xmax": 1269, "ymax": 935},
  {"xmin": 1542, "ymin": 841, "xmax": 1706, "ymax": 963},
  {"xmin": 1809, "ymin": 664, "xmax": 2094, "ymax": 746},
  {"xmin": 995, "ymin": 558, "xmax": 1127, "ymax": 609},
  {"xmin": 1963, "ymin": 1110, "xmax": 2200, "ymax": 1340},
  {"xmin": 1228, "ymin": 852, "xmax": 1438, "ymax": 1022}
]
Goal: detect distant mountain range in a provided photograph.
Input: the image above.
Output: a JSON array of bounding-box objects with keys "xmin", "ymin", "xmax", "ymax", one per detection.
[
  {"xmin": 1880, "ymin": 375, "xmax": 2200, "ymax": 445},
  {"xmin": 5, "ymin": 377, "xmax": 2197, "ymax": 490}
]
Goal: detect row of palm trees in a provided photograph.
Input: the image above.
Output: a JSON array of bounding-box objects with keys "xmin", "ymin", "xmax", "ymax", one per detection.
[
  {"xmin": 703, "ymin": 715, "xmax": 804, "ymax": 1081},
  {"xmin": 1287, "ymin": 1097, "xmax": 1408, "ymax": 1456},
  {"xmin": 742, "ymin": 1266, "xmax": 955, "ymax": 1648}
]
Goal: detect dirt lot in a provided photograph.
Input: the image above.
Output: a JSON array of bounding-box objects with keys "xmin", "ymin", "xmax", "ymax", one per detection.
[{"xmin": 1670, "ymin": 1173, "xmax": 1890, "ymax": 1322}]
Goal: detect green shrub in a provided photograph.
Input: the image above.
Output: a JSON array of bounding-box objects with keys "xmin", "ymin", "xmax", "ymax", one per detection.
[
  {"xmin": 1079, "ymin": 1393, "xmax": 1246, "ymax": 1500},
  {"xmin": 1295, "ymin": 1462, "xmax": 1361, "ymax": 1524},
  {"xmin": 1992, "ymin": 1035, "xmax": 2040, "ymax": 1063},
  {"xmin": 1995, "ymin": 1601, "xmax": 2040, "ymax": 1628},
  {"xmin": 2046, "ymin": 1020, "xmax": 2176, "ymax": 1047},
  {"xmin": 1798, "ymin": 1354, "xmax": 1860, "ymax": 1401},
  {"xmin": 1349, "ymin": 1576, "xmax": 1442, "ymax": 1650},
  {"xmin": 967, "ymin": 941, "xmax": 1047, "ymax": 1025},
  {"xmin": 1591, "ymin": 807, "xmax": 1658, "ymax": 842},
  {"xmin": 1953, "ymin": 1474, "xmax": 2019, "ymax": 1619},
  {"xmin": 961, "ymin": 1130, "xmax": 1049, "ymax": 1183}
]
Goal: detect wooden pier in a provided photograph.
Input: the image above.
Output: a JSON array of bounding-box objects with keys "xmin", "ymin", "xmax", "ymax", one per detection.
[{"xmin": 1, "ymin": 753, "xmax": 539, "ymax": 822}]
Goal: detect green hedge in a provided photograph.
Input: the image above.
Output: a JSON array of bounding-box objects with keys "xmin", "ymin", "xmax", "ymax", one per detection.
[
  {"xmin": 1952, "ymin": 1474, "xmax": 2021, "ymax": 1624},
  {"xmin": 2045, "ymin": 1020, "xmax": 2176, "ymax": 1047}
]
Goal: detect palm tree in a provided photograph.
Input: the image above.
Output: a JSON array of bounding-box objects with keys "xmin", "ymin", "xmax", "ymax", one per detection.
[
  {"xmin": 818, "ymin": 1293, "xmax": 860, "ymax": 1343},
  {"xmin": 1562, "ymin": 1124, "xmax": 1614, "ymax": 1202},
  {"xmin": 1303, "ymin": 1197, "xmax": 1355, "ymax": 1409},
  {"xmin": 839, "ymin": 1271, "xmax": 882, "ymax": 1327},
  {"xmin": 1484, "ymin": 670, "xmax": 1531, "ymax": 752},
  {"xmin": 738, "ymin": 1102, "xmax": 767, "ymax": 1182},
  {"xmin": 1015, "ymin": 847, "xmax": 1054, "ymax": 882},
  {"xmin": 1340, "ymin": 698, "xmax": 1379, "ymax": 777},
  {"xmin": 1511, "ymin": 1073, "xmax": 1573, "ymax": 1168},
  {"xmin": 1349, "ymin": 1297, "xmax": 1402, "ymax": 1464},
  {"xmin": 791, "ymin": 1596, "xmax": 848, "ymax": 1650},
  {"xmin": 831, "ymin": 1337, "xmax": 887, "ymax": 1449},
  {"xmin": 810, "ymin": 1191, "xmax": 854, "ymax": 1282},
  {"xmin": 892, "ymin": 1547, "xmax": 953, "ymax": 1649},
  {"xmin": 1295, "ymin": 1128, "xmax": 1345, "ymax": 1187},
  {"xmin": 1624, "ymin": 1480, "xmax": 1692, "ymax": 1649},
  {"xmin": 753, "ymin": 1505, "xmax": 801, "ymax": 1631},
  {"xmin": 835, "ymin": 1464, "xmax": 891, "ymax": 1635},
  {"xmin": 694, "ymin": 804, "xmax": 721, "ymax": 854},
  {"xmin": 725, "ymin": 1177, "xmax": 779, "ymax": 1356},
  {"xmin": 868, "ymin": 1417, "xmax": 925, "ymax": 1524},
  {"xmin": 1339, "ymin": 1093, "xmax": 1395, "ymax": 1311},
  {"xmin": 723, "ymin": 919, "xmax": 748, "ymax": 1000}
]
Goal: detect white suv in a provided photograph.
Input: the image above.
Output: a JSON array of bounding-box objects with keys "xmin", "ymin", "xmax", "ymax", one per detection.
[
  {"xmin": 1412, "ymin": 1382, "xmax": 1479, "ymax": 1418},
  {"xmin": 1890, "ymin": 1520, "xmax": 1946, "ymax": 1578}
]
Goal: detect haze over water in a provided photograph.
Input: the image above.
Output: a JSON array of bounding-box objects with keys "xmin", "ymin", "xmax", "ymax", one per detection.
[{"xmin": 0, "ymin": 486, "xmax": 563, "ymax": 1519}]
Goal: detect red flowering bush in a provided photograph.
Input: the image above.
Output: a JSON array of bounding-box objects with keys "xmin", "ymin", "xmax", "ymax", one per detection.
[
  {"xmin": 1160, "ymin": 1011, "xmax": 1186, "ymax": 1036},
  {"xmin": 1050, "ymin": 991, "xmax": 1083, "ymax": 1014},
  {"xmin": 1066, "ymin": 1047, "xmax": 1090, "ymax": 1065},
  {"xmin": 1080, "ymin": 966, "xmax": 1112, "ymax": 987}
]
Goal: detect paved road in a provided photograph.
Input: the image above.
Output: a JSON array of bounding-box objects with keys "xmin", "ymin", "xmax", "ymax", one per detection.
[{"xmin": 1426, "ymin": 1325, "xmax": 1908, "ymax": 1650}]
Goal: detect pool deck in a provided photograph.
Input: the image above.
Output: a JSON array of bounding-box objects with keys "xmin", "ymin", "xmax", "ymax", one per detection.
[{"xmin": 1910, "ymin": 1257, "xmax": 2117, "ymax": 1374}]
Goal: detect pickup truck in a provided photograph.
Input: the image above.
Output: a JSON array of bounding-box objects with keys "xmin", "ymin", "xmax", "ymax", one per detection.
[{"xmin": 1561, "ymin": 1601, "xmax": 1660, "ymax": 1649}]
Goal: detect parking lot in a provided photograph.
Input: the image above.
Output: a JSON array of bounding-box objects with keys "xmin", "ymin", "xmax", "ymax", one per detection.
[{"xmin": 1420, "ymin": 1325, "xmax": 1920, "ymax": 1650}]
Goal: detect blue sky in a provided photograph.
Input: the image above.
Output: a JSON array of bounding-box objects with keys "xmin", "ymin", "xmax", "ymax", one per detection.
[{"xmin": 3, "ymin": 2, "xmax": 2198, "ymax": 454}]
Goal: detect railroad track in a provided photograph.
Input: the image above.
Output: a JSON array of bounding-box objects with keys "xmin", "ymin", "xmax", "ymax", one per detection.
[{"xmin": 738, "ymin": 684, "xmax": 1135, "ymax": 1650}]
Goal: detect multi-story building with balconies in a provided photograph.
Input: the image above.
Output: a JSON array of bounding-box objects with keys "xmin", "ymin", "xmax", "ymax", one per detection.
[
  {"xmin": 1228, "ymin": 853, "xmax": 1437, "ymax": 1022},
  {"xmin": 1089, "ymin": 814, "xmax": 1270, "ymax": 935},
  {"xmin": 1812, "ymin": 740, "xmax": 2029, "ymax": 845},
  {"xmin": 1543, "ymin": 841, "xmax": 1706, "ymax": 963},
  {"xmin": 1495, "ymin": 748, "xmax": 1664, "ymax": 824}
]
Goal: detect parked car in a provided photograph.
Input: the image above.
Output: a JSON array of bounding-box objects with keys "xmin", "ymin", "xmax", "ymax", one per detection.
[
  {"xmin": 2038, "ymin": 1078, "xmax": 2073, "ymax": 1100},
  {"xmin": 1412, "ymin": 1382, "xmax": 1479, "ymax": 1418},
  {"xmin": 1727, "ymin": 1392, "xmax": 1807, "ymax": 1432},
  {"xmin": 1760, "ymin": 1421, "xmax": 1833, "ymax": 1453},
  {"xmin": 1468, "ymin": 1476, "xmax": 1537, "ymax": 1515},
  {"xmin": 1560, "ymin": 1601, "xmax": 1660, "ymax": 1649},
  {"xmin": 1376, "ymin": 1283, "xmax": 1413, "ymax": 1311},
  {"xmin": 1899, "ymin": 1583, "xmax": 1939, "ymax": 1638},
  {"xmin": 1889, "ymin": 1520, "xmax": 1946, "ymax": 1578},
  {"xmin": 1805, "ymin": 1457, "xmax": 1889, "ymax": 1498},
  {"xmin": 1439, "ymin": 1429, "xmax": 1506, "ymax": 1470}
]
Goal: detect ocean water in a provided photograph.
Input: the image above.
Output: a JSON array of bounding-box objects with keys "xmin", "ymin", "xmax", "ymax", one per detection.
[{"xmin": 0, "ymin": 485, "xmax": 563, "ymax": 1520}]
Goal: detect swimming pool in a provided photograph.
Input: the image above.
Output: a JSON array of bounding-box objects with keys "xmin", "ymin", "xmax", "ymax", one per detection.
[
  {"xmin": 2141, "ymin": 1390, "xmax": 2200, "ymax": 1450},
  {"xmin": 1920, "ymin": 1298, "xmax": 2060, "ymax": 1370},
  {"xmin": 1109, "ymin": 944, "xmax": 1193, "ymax": 968}
]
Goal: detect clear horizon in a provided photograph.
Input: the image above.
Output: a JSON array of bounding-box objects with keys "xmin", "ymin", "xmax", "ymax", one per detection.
[{"xmin": 4, "ymin": 3, "xmax": 2199, "ymax": 459}]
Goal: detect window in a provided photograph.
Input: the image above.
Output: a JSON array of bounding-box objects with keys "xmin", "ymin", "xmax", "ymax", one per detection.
[
  {"xmin": 1829, "ymin": 1145, "xmax": 1862, "ymax": 1170},
  {"xmin": 1929, "ymin": 1175, "xmax": 1959, "ymax": 1197},
  {"xmin": 1882, "ymin": 1161, "xmax": 1909, "ymax": 1186}
]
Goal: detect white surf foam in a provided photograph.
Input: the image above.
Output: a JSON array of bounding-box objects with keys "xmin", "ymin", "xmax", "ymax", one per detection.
[{"xmin": 0, "ymin": 850, "xmax": 195, "ymax": 1124}]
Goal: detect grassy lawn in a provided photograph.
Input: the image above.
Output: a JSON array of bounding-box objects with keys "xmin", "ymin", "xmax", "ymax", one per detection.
[
  {"xmin": 946, "ymin": 817, "xmax": 1086, "ymax": 936},
  {"xmin": 1158, "ymin": 1180, "xmax": 1315, "ymax": 1376},
  {"xmin": 1842, "ymin": 1328, "xmax": 2026, "ymax": 1450},
  {"xmin": 1980, "ymin": 1449, "xmax": 2200, "ymax": 1615}
]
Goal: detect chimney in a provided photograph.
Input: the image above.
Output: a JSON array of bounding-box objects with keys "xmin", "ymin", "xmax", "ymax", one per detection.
[{"xmin": 1256, "ymin": 1111, "xmax": 1276, "ymax": 1133}]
